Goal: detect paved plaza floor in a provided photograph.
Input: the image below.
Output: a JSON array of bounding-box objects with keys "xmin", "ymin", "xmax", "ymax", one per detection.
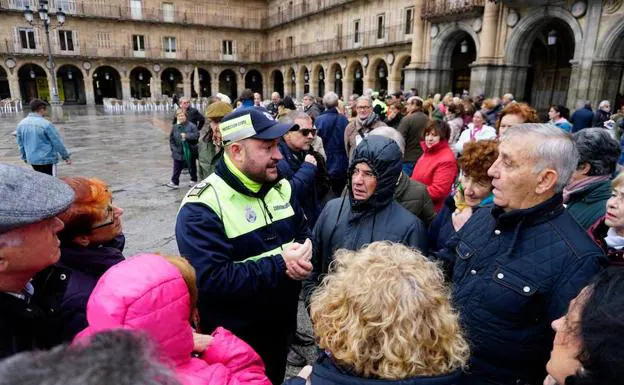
[{"xmin": 0, "ymin": 106, "xmax": 315, "ymax": 376}]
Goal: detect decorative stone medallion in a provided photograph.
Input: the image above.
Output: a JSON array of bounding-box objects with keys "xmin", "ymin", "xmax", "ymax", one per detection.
[
  {"xmin": 430, "ymin": 24, "xmax": 439, "ymax": 38},
  {"xmin": 386, "ymin": 52, "xmax": 395, "ymax": 65},
  {"xmin": 473, "ymin": 18, "xmax": 483, "ymax": 33},
  {"xmin": 571, "ymin": 1, "xmax": 587, "ymax": 18},
  {"xmin": 506, "ymin": 10, "xmax": 519, "ymax": 27}
]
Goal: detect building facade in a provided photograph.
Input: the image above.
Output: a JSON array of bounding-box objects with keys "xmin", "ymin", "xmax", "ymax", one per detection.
[{"xmin": 0, "ymin": 0, "xmax": 623, "ymax": 115}]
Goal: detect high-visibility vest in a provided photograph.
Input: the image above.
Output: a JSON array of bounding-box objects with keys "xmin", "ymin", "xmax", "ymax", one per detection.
[{"xmin": 180, "ymin": 173, "xmax": 295, "ymax": 262}]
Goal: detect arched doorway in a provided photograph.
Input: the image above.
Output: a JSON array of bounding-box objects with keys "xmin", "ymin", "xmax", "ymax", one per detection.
[
  {"xmin": 524, "ymin": 21, "xmax": 575, "ymax": 117},
  {"xmin": 272, "ymin": 70, "xmax": 284, "ymax": 97},
  {"xmin": 219, "ymin": 69, "xmax": 237, "ymax": 100},
  {"xmin": 373, "ymin": 60, "xmax": 389, "ymax": 91},
  {"xmin": 317, "ymin": 67, "xmax": 325, "ymax": 97},
  {"xmin": 93, "ymin": 66, "xmax": 122, "ymax": 104},
  {"xmin": 18, "ymin": 63, "xmax": 48, "ymax": 102},
  {"xmin": 329, "ymin": 63, "xmax": 343, "ymax": 97},
  {"xmin": 244, "ymin": 70, "xmax": 263, "ymax": 94},
  {"xmin": 451, "ymin": 33, "xmax": 477, "ymax": 96},
  {"xmin": 286, "ymin": 68, "xmax": 296, "ymax": 97},
  {"xmin": 396, "ymin": 55, "xmax": 411, "ymax": 91},
  {"xmin": 0, "ymin": 66, "xmax": 10, "ymax": 99},
  {"xmin": 57, "ymin": 65, "xmax": 85, "ymax": 105},
  {"xmin": 191, "ymin": 68, "xmax": 211, "ymax": 98},
  {"xmin": 161, "ymin": 68, "xmax": 183, "ymax": 97},
  {"xmin": 351, "ymin": 62, "xmax": 364, "ymax": 96},
  {"xmin": 130, "ymin": 67, "xmax": 152, "ymax": 99}
]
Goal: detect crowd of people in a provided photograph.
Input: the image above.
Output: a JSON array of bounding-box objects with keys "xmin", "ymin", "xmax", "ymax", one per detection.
[{"xmin": 3, "ymin": 86, "xmax": 624, "ymax": 385}]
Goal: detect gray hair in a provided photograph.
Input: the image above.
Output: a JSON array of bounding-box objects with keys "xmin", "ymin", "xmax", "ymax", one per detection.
[
  {"xmin": 369, "ymin": 126, "xmax": 405, "ymax": 155},
  {"xmin": 599, "ymin": 100, "xmax": 611, "ymax": 109},
  {"xmin": 303, "ymin": 93, "xmax": 315, "ymax": 100},
  {"xmin": 356, "ymin": 95, "xmax": 373, "ymax": 106},
  {"xmin": 348, "ymin": 94, "xmax": 359, "ymax": 102},
  {"xmin": 363, "ymin": 88, "xmax": 373, "ymax": 98},
  {"xmin": 573, "ymin": 128, "xmax": 620, "ymax": 176},
  {"xmin": 501, "ymin": 123, "xmax": 579, "ymax": 192},
  {"xmin": 503, "ymin": 93, "xmax": 514, "ymax": 100},
  {"xmin": 323, "ymin": 92, "xmax": 339, "ymax": 108},
  {"xmin": 280, "ymin": 110, "xmax": 311, "ymax": 126},
  {"xmin": 179, "ymin": 97, "xmax": 190, "ymax": 104},
  {"xmin": 0, "ymin": 330, "xmax": 180, "ymax": 385},
  {"xmin": 271, "ymin": 91, "xmax": 280, "ymax": 98}
]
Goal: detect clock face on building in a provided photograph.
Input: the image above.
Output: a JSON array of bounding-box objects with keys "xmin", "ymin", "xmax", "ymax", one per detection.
[{"xmin": 571, "ymin": 1, "xmax": 587, "ymax": 17}]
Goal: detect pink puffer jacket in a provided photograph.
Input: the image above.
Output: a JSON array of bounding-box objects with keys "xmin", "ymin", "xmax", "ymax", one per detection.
[{"xmin": 76, "ymin": 254, "xmax": 271, "ymax": 385}]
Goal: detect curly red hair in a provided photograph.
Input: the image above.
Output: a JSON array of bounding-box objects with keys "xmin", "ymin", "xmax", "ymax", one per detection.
[
  {"xmin": 495, "ymin": 102, "xmax": 539, "ymax": 133},
  {"xmin": 460, "ymin": 140, "xmax": 499, "ymax": 183},
  {"xmin": 57, "ymin": 177, "xmax": 111, "ymax": 240}
]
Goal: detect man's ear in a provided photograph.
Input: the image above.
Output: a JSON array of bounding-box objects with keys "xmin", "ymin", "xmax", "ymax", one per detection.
[
  {"xmin": 72, "ymin": 235, "xmax": 90, "ymax": 247},
  {"xmin": 578, "ymin": 163, "xmax": 591, "ymax": 176},
  {"xmin": 0, "ymin": 255, "xmax": 8, "ymax": 273},
  {"xmin": 536, "ymin": 169, "xmax": 558, "ymax": 195}
]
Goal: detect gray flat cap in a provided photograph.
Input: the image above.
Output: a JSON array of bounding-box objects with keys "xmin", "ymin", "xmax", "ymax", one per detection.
[{"xmin": 0, "ymin": 164, "xmax": 75, "ymax": 234}]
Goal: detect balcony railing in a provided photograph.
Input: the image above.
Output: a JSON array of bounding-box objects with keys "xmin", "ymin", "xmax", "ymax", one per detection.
[
  {"xmin": 1, "ymin": 38, "xmax": 262, "ymax": 62},
  {"xmin": 263, "ymin": 25, "xmax": 412, "ymax": 62},
  {"xmin": 421, "ymin": 0, "xmax": 485, "ymax": 22},
  {"xmin": 265, "ymin": 0, "xmax": 356, "ymax": 28},
  {"xmin": 0, "ymin": 0, "xmax": 266, "ymax": 29}
]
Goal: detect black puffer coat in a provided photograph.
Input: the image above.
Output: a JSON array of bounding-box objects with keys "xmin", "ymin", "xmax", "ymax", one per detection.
[{"xmin": 303, "ymin": 136, "xmax": 427, "ymax": 306}]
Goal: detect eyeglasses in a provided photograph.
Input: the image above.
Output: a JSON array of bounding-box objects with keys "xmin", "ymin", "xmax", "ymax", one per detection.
[
  {"xmin": 299, "ymin": 129, "xmax": 317, "ymax": 137},
  {"xmin": 90, "ymin": 204, "xmax": 115, "ymax": 231},
  {"xmin": 356, "ymin": 106, "xmax": 371, "ymax": 110}
]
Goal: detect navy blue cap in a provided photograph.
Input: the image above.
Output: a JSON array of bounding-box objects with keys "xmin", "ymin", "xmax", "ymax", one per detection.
[{"xmin": 220, "ymin": 107, "xmax": 294, "ymax": 143}]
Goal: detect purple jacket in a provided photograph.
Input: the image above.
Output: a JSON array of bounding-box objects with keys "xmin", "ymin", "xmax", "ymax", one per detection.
[{"xmin": 32, "ymin": 235, "xmax": 125, "ymax": 344}]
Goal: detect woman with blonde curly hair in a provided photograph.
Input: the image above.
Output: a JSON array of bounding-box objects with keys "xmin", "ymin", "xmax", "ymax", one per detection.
[
  {"xmin": 287, "ymin": 242, "xmax": 469, "ymax": 385},
  {"xmin": 428, "ymin": 140, "xmax": 499, "ymax": 253}
]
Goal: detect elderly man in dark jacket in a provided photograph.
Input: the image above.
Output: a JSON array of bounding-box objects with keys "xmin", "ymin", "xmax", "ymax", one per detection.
[
  {"xmin": 435, "ymin": 123, "xmax": 604, "ymax": 385},
  {"xmin": 0, "ymin": 164, "xmax": 75, "ymax": 359},
  {"xmin": 315, "ymin": 92, "xmax": 350, "ymax": 197},
  {"xmin": 303, "ymin": 135, "xmax": 427, "ymax": 306},
  {"xmin": 171, "ymin": 97, "xmax": 205, "ymax": 131}
]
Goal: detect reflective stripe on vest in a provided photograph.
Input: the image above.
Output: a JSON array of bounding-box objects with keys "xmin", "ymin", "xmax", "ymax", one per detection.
[
  {"xmin": 372, "ymin": 99, "xmax": 387, "ymax": 115},
  {"xmin": 180, "ymin": 173, "xmax": 295, "ymax": 262}
]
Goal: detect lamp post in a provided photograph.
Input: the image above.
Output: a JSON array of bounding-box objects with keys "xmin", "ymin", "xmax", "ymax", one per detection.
[{"xmin": 24, "ymin": 0, "xmax": 66, "ymax": 105}]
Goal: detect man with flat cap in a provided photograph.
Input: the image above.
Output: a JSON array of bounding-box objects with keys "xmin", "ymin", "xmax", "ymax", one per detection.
[
  {"xmin": 16, "ymin": 99, "xmax": 72, "ymax": 176},
  {"xmin": 176, "ymin": 107, "xmax": 313, "ymax": 385},
  {"xmin": 0, "ymin": 164, "xmax": 75, "ymax": 359}
]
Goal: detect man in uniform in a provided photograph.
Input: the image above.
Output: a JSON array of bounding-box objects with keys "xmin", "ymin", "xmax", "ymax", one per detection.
[{"xmin": 175, "ymin": 107, "xmax": 313, "ymax": 385}]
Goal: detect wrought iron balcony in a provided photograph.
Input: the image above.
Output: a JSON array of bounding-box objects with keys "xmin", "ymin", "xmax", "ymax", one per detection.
[
  {"xmin": 264, "ymin": 0, "xmax": 356, "ymax": 29},
  {"xmin": 421, "ymin": 0, "xmax": 485, "ymax": 22},
  {"xmin": 262, "ymin": 24, "xmax": 412, "ymax": 62}
]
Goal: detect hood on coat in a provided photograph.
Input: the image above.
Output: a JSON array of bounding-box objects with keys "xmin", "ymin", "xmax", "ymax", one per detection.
[
  {"xmin": 78, "ymin": 254, "xmax": 194, "ymax": 366},
  {"xmin": 347, "ymin": 136, "xmax": 402, "ymax": 211}
]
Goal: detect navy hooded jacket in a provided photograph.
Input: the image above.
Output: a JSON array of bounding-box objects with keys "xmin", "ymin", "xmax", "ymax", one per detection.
[{"xmin": 302, "ymin": 136, "xmax": 427, "ymax": 306}]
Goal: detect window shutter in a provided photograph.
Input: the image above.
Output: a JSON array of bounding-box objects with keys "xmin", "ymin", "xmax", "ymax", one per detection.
[
  {"xmin": 233, "ymin": 40, "xmax": 237, "ymax": 54},
  {"xmin": 73, "ymin": 30, "xmax": 79, "ymax": 51},
  {"xmin": 34, "ymin": 28, "xmax": 40, "ymax": 50},
  {"xmin": 13, "ymin": 27, "xmax": 19, "ymax": 46}
]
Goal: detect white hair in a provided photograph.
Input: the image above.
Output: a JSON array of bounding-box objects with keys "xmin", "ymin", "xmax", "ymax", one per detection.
[
  {"xmin": 356, "ymin": 95, "xmax": 372, "ymax": 106},
  {"xmin": 503, "ymin": 93, "xmax": 514, "ymax": 100},
  {"xmin": 363, "ymin": 88, "xmax": 373, "ymax": 98},
  {"xmin": 501, "ymin": 123, "xmax": 579, "ymax": 193},
  {"xmin": 368, "ymin": 126, "xmax": 405, "ymax": 155},
  {"xmin": 271, "ymin": 92, "xmax": 280, "ymax": 98},
  {"xmin": 323, "ymin": 92, "xmax": 339, "ymax": 108},
  {"xmin": 216, "ymin": 93, "xmax": 231, "ymax": 104},
  {"xmin": 599, "ymin": 100, "xmax": 610, "ymax": 109}
]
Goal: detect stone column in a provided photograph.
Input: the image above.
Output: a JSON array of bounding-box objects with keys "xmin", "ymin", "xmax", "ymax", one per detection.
[
  {"xmin": 211, "ymin": 70, "xmax": 219, "ymax": 97},
  {"xmin": 153, "ymin": 76, "xmax": 162, "ymax": 98},
  {"xmin": 183, "ymin": 78, "xmax": 192, "ymax": 98},
  {"xmin": 236, "ymin": 73, "xmax": 244, "ymax": 99},
  {"xmin": 296, "ymin": 79, "xmax": 304, "ymax": 100},
  {"xmin": 324, "ymin": 76, "xmax": 331, "ymax": 97},
  {"xmin": 343, "ymin": 77, "xmax": 353, "ymax": 101},
  {"xmin": 469, "ymin": 0, "xmax": 502, "ymax": 97},
  {"xmin": 8, "ymin": 73, "xmax": 20, "ymax": 100},
  {"xmin": 408, "ymin": 0, "xmax": 425, "ymax": 67},
  {"xmin": 388, "ymin": 76, "xmax": 401, "ymax": 94},
  {"xmin": 121, "ymin": 78, "xmax": 131, "ymax": 100},
  {"xmin": 363, "ymin": 74, "xmax": 373, "ymax": 91},
  {"xmin": 84, "ymin": 75, "xmax": 95, "ymax": 105}
]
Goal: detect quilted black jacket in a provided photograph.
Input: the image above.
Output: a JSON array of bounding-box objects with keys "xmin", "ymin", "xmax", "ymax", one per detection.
[{"xmin": 436, "ymin": 193, "xmax": 604, "ymax": 385}]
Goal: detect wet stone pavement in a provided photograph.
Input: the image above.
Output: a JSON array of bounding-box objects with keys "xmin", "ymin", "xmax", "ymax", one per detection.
[{"xmin": 0, "ymin": 106, "xmax": 315, "ymax": 377}]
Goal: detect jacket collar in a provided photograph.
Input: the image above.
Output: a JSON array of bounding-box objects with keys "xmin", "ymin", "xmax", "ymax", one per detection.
[
  {"xmin": 492, "ymin": 193, "xmax": 564, "ymax": 230},
  {"xmin": 420, "ymin": 140, "xmax": 449, "ymax": 154},
  {"xmin": 567, "ymin": 179, "xmax": 611, "ymax": 204},
  {"xmin": 278, "ymin": 139, "xmax": 305, "ymax": 171},
  {"xmin": 58, "ymin": 235, "xmax": 125, "ymax": 276},
  {"xmin": 215, "ymin": 154, "xmax": 276, "ymax": 198},
  {"xmin": 313, "ymin": 352, "xmax": 462, "ymax": 385}
]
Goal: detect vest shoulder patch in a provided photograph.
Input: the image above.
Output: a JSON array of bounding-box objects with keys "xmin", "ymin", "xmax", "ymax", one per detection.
[{"xmin": 187, "ymin": 181, "xmax": 212, "ymax": 197}]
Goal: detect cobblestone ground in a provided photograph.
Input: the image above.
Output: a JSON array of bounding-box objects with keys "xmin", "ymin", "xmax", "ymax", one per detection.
[{"xmin": 0, "ymin": 106, "xmax": 315, "ymax": 377}]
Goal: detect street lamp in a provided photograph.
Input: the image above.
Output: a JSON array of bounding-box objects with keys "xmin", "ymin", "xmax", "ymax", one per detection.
[
  {"xmin": 460, "ymin": 40, "xmax": 468, "ymax": 54},
  {"xmin": 304, "ymin": 72, "xmax": 309, "ymax": 82},
  {"xmin": 138, "ymin": 72, "xmax": 143, "ymax": 81},
  {"xmin": 378, "ymin": 67, "xmax": 385, "ymax": 79},
  {"xmin": 67, "ymin": 70, "xmax": 72, "ymax": 80},
  {"xmin": 547, "ymin": 29, "xmax": 557, "ymax": 46},
  {"xmin": 319, "ymin": 71, "xmax": 324, "ymax": 81},
  {"xmin": 24, "ymin": 0, "xmax": 67, "ymax": 105},
  {"xmin": 335, "ymin": 71, "xmax": 341, "ymax": 80}
]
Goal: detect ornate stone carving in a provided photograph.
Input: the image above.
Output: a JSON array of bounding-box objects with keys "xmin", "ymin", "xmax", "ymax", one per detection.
[{"xmin": 604, "ymin": 0, "xmax": 623, "ymax": 14}]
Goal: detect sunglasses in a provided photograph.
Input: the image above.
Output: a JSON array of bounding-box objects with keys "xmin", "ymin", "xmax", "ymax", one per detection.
[{"xmin": 299, "ymin": 129, "xmax": 317, "ymax": 137}]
